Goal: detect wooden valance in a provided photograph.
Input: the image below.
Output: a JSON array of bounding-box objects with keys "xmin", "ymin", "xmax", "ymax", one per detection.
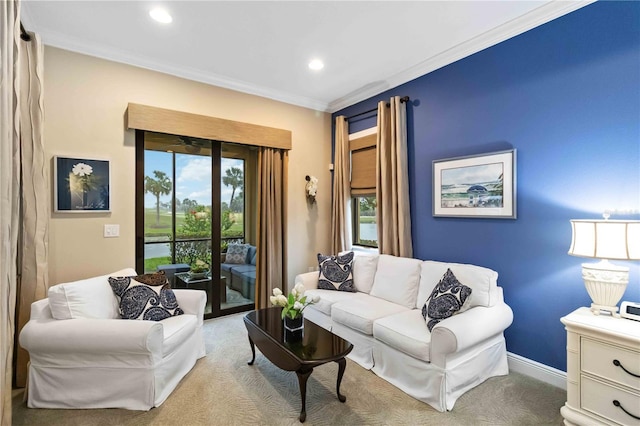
[{"xmin": 126, "ymin": 103, "xmax": 292, "ymax": 150}]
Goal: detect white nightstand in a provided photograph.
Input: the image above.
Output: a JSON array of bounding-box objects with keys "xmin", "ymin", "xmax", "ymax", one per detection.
[{"xmin": 561, "ymin": 307, "xmax": 640, "ymax": 426}]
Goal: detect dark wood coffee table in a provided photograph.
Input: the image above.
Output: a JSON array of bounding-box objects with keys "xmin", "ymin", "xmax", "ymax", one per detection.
[{"xmin": 244, "ymin": 307, "xmax": 353, "ymax": 422}]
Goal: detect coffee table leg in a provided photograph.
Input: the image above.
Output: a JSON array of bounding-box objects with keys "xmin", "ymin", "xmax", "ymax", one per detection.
[
  {"xmin": 296, "ymin": 368, "xmax": 313, "ymax": 422},
  {"xmin": 247, "ymin": 336, "xmax": 256, "ymax": 365},
  {"xmin": 335, "ymin": 358, "xmax": 347, "ymax": 402}
]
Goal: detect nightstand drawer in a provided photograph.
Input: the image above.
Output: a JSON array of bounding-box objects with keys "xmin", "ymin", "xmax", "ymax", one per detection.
[
  {"xmin": 582, "ymin": 338, "xmax": 640, "ymax": 390},
  {"xmin": 582, "ymin": 375, "xmax": 640, "ymax": 426}
]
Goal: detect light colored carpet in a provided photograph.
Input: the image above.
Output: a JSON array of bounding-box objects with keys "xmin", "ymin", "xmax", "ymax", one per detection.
[{"xmin": 12, "ymin": 313, "xmax": 565, "ymax": 425}]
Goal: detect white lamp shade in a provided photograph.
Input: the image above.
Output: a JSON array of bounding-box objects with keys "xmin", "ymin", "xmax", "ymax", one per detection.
[{"xmin": 569, "ymin": 220, "xmax": 640, "ymax": 260}]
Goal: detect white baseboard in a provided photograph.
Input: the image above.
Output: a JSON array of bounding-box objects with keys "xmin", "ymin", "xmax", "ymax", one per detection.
[{"xmin": 507, "ymin": 352, "xmax": 567, "ymax": 390}]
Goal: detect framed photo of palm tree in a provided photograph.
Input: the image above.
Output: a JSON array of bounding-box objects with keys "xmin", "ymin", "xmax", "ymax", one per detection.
[
  {"xmin": 432, "ymin": 149, "xmax": 516, "ymax": 219},
  {"xmin": 54, "ymin": 156, "xmax": 111, "ymax": 212}
]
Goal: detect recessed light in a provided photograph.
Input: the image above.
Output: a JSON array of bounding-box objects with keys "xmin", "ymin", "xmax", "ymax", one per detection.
[
  {"xmin": 150, "ymin": 8, "xmax": 172, "ymax": 24},
  {"xmin": 308, "ymin": 59, "xmax": 324, "ymax": 71}
]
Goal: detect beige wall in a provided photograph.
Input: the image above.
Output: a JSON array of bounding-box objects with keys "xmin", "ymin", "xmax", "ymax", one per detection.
[{"xmin": 45, "ymin": 46, "xmax": 331, "ymax": 288}]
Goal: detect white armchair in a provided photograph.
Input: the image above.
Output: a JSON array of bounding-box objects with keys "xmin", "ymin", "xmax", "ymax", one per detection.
[{"xmin": 19, "ymin": 268, "xmax": 206, "ymax": 410}]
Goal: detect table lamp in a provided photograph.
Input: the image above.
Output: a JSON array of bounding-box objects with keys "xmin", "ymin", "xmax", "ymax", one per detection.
[{"xmin": 568, "ymin": 218, "xmax": 640, "ymax": 316}]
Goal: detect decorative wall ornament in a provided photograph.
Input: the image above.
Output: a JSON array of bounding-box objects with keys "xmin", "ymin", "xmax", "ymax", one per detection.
[
  {"xmin": 432, "ymin": 149, "xmax": 516, "ymax": 219},
  {"xmin": 54, "ymin": 156, "xmax": 111, "ymax": 212},
  {"xmin": 305, "ymin": 175, "xmax": 318, "ymax": 204}
]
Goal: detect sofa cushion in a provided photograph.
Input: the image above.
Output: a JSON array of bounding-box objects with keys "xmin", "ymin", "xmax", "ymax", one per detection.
[
  {"xmin": 220, "ymin": 263, "xmax": 235, "ymax": 272},
  {"xmin": 369, "ymin": 255, "xmax": 422, "ymax": 309},
  {"xmin": 48, "ymin": 267, "xmax": 136, "ymax": 320},
  {"xmin": 331, "ymin": 295, "xmax": 408, "ymax": 335},
  {"xmin": 352, "ymin": 253, "xmax": 379, "ymax": 294},
  {"xmin": 417, "ymin": 261, "xmax": 498, "ymax": 311},
  {"xmin": 422, "ymin": 269, "xmax": 472, "ymax": 332},
  {"xmin": 226, "ymin": 243, "xmax": 249, "ymax": 264},
  {"xmin": 246, "ymin": 245, "xmax": 257, "ymax": 264},
  {"xmin": 317, "ymin": 252, "xmax": 356, "ymax": 292},
  {"xmin": 373, "ymin": 309, "xmax": 431, "ymax": 362},
  {"xmin": 108, "ymin": 272, "xmax": 184, "ymax": 321},
  {"xmin": 304, "ymin": 289, "xmax": 368, "ymax": 316},
  {"xmin": 228, "ymin": 264, "xmax": 255, "ymax": 275}
]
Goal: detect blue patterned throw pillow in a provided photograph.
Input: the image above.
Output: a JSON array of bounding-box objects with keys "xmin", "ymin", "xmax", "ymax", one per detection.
[
  {"xmin": 108, "ymin": 271, "xmax": 184, "ymax": 321},
  {"xmin": 225, "ymin": 243, "xmax": 249, "ymax": 264},
  {"xmin": 317, "ymin": 251, "xmax": 356, "ymax": 292},
  {"xmin": 421, "ymin": 268, "xmax": 472, "ymax": 332}
]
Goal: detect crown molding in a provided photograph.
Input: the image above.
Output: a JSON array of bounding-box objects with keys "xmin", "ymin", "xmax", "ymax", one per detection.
[
  {"xmin": 33, "ymin": 29, "xmax": 331, "ymax": 112},
  {"xmin": 327, "ymin": 0, "xmax": 596, "ymax": 113},
  {"xmin": 23, "ymin": 0, "xmax": 595, "ymax": 114}
]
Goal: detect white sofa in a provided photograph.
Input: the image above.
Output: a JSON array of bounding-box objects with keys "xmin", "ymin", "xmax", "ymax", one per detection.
[
  {"xmin": 295, "ymin": 254, "xmax": 513, "ymax": 412},
  {"xmin": 19, "ymin": 268, "xmax": 206, "ymax": 410}
]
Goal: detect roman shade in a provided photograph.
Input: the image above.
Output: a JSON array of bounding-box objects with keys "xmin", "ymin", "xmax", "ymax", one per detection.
[{"xmin": 350, "ymin": 133, "xmax": 377, "ymax": 195}]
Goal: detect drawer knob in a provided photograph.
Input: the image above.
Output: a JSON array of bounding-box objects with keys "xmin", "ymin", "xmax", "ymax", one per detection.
[
  {"xmin": 613, "ymin": 400, "xmax": 640, "ymax": 420},
  {"xmin": 613, "ymin": 359, "xmax": 640, "ymax": 378}
]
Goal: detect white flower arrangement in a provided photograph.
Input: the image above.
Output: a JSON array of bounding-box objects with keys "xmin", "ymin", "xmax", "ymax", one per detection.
[
  {"xmin": 305, "ymin": 175, "xmax": 318, "ymax": 203},
  {"xmin": 270, "ymin": 283, "xmax": 320, "ymax": 320}
]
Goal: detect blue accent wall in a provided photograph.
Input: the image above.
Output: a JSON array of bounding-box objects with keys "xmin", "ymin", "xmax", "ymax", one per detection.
[{"xmin": 333, "ymin": 1, "xmax": 640, "ymax": 371}]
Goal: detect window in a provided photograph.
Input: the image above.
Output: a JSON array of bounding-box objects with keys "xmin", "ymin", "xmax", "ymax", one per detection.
[
  {"xmin": 143, "ymin": 147, "xmax": 219, "ymax": 273},
  {"xmin": 353, "ymin": 195, "xmax": 377, "ymax": 247},
  {"xmin": 349, "ymin": 128, "xmax": 378, "ymax": 248}
]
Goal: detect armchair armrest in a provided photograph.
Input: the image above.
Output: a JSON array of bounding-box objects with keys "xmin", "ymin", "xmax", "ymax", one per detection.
[
  {"xmin": 29, "ymin": 299, "xmax": 53, "ymax": 320},
  {"xmin": 20, "ymin": 318, "xmax": 163, "ymax": 356},
  {"xmin": 430, "ymin": 302, "xmax": 513, "ymax": 367},
  {"xmin": 173, "ymin": 289, "xmax": 206, "ymax": 325},
  {"xmin": 294, "ymin": 271, "xmax": 319, "ymax": 291}
]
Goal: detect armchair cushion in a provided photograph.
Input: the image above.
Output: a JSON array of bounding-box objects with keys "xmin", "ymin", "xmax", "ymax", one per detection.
[
  {"xmin": 48, "ymin": 267, "xmax": 136, "ymax": 320},
  {"xmin": 108, "ymin": 271, "xmax": 184, "ymax": 321}
]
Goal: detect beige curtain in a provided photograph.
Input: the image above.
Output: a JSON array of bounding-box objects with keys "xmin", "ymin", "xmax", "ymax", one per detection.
[
  {"xmin": 255, "ymin": 147, "xmax": 288, "ymax": 308},
  {"xmin": 1, "ymin": 1, "xmax": 21, "ymax": 424},
  {"xmin": 376, "ymin": 96, "xmax": 413, "ymax": 257},
  {"xmin": 15, "ymin": 29, "xmax": 48, "ymax": 388},
  {"xmin": 331, "ymin": 116, "xmax": 351, "ymax": 254}
]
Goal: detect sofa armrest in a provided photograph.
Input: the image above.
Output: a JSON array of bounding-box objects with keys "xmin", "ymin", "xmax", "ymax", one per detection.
[
  {"xmin": 430, "ymin": 302, "xmax": 513, "ymax": 367},
  {"xmin": 294, "ymin": 271, "xmax": 319, "ymax": 291},
  {"xmin": 174, "ymin": 289, "xmax": 206, "ymax": 325},
  {"xmin": 19, "ymin": 317, "xmax": 163, "ymax": 355}
]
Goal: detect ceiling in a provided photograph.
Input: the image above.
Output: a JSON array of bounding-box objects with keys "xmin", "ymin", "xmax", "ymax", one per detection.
[{"xmin": 21, "ymin": 1, "xmax": 592, "ymax": 112}]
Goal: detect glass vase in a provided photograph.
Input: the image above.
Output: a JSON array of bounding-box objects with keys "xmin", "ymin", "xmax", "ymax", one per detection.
[{"xmin": 284, "ymin": 315, "xmax": 303, "ymax": 342}]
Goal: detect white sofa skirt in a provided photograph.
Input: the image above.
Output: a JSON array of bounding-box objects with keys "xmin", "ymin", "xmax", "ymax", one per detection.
[{"xmin": 371, "ymin": 333, "xmax": 509, "ymax": 411}]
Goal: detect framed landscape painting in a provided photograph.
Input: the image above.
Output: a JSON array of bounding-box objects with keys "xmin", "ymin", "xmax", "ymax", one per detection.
[
  {"xmin": 433, "ymin": 149, "xmax": 516, "ymax": 219},
  {"xmin": 54, "ymin": 156, "xmax": 111, "ymax": 212}
]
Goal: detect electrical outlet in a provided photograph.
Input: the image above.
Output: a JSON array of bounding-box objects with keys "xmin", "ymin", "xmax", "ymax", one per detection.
[{"xmin": 104, "ymin": 224, "xmax": 120, "ymax": 238}]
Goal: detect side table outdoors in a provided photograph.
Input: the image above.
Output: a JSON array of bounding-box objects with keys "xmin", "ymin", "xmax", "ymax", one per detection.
[{"xmin": 174, "ymin": 272, "xmax": 226, "ymax": 303}]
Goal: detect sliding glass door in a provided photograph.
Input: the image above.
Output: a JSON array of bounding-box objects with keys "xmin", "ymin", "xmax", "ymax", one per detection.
[{"xmin": 136, "ymin": 131, "xmax": 256, "ymax": 318}]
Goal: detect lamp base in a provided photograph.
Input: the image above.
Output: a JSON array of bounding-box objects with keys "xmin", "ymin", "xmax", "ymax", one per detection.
[
  {"xmin": 582, "ymin": 260, "xmax": 629, "ymax": 316},
  {"xmin": 590, "ymin": 303, "xmax": 619, "ymax": 317}
]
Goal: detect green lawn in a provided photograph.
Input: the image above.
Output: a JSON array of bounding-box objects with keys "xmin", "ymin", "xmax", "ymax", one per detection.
[
  {"xmin": 360, "ymin": 216, "xmax": 376, "ymax": 224},
  {"xmin": 144, "ymin": 209, "xmax": 245, "ymax": 272},
  {"xmin": 144, "ymin": 209, "xmax": 185, "ymax": 237},
  {"xmin": 144, "ymin": 256, "xmax": 171, "ymax": 274}
]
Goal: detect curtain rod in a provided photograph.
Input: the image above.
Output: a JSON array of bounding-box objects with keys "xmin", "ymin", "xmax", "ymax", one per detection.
[
  {"xmin": 344, "ymin": 96, "xmax": 410, "ymax": 121},
  {"xmin": 20, "ymin": 22, "xmax": 32, "ymax": 42}
]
